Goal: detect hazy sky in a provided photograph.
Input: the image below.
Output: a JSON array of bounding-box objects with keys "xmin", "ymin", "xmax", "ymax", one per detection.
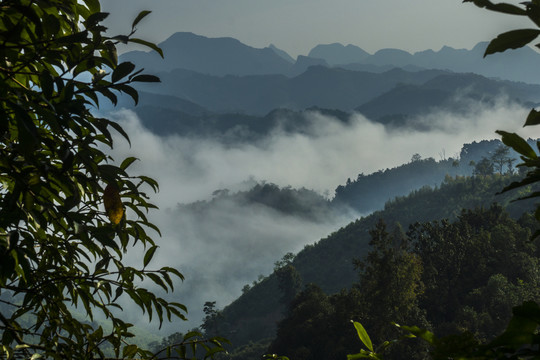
[{"xmin": 102, "ymin": 0, "xmax": 530, "ymax": 58}]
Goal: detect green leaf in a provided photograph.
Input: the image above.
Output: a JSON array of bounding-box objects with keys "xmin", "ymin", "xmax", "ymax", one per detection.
[
  {"xmin": 43, "ymin": 14, "xmax": 61, "ymax": 36},
  {"xmin": 161, "ymin": 266, "xmax": 185, "ymax": 280},
  {"xmin": 143, "ymin": 245, "xmax": 158, "ymax": 267},
  {"xmin": 129, "ymin": 37, "xmax": 164, "ymax": 58},
  {"xmin": 525, "ymin": 108, "xmax": 540, "ymax": 126},
  {"xmin": 113, "ymin": 287, "xmax": 124, "ymax": 302},
  {"xmin": 85, "ymin": 0, "xmax": 101, "ymax": 13},
  {"xmin": 13, "ymin": 104, "xmax": 39, "ymax": 150},
  {"xmin": 0, "ymin": 2, "xmax": 190, "ymax": 358},
  {"xmin": 132, "ymin": 10, "xmax": 152, "ymax": 29},
  {"xmin": 122, "ymin": 344, "xmax": 138, "ymax": 358},
  {"xmin": 203, "ymin": 346, "xmax": 226, "ymax": 359},
  {"xmin": 57, "ymin": 30, "xmax": 89, "ymax": 44},
  {"xmin": 107, "ymin": 120, "xmax": 131, "ymax": 146},
  {"xmin": 116, "ymin": 84, "xmax": 139, "ymax": 105},
  {"xmin": 103, "ymin": 41, "xmax": 118, "ymax": 66},
  {"xmin": 463, "ymin": 0, "xmax": 527, "ymax": 15},
  {"xmin": 97, "ymin": 87, "xmax": 118, "ymax": 106},
  {"xmin": 484, "ymin": 29, "xmax": 540, "ymax": 57},
  {"xmin": 39, "ymin": 71, "xmax": 54, "ymax": 99},
  {"xmin": 131, "ymin": 74, "xmax": 161, "ymax": 83},
  {"xmin": 120, "ymin": 157, "xmax": 139, "ymax": 170},
  {"xmin": 147, "ymin": 273, "xmax": 168, "ymax": 291},
  {"xmin": 111, "ymin": 61, "xmax": 135, "ymax": 83},
  {"xmin": 85, "ymin": 12, "xmax": 109, "ymax": 28},
  {"xmin": 112, "ymin": 34, "xmax": 130, "ymax": 44},
  {"xmin": 496, "ymin": 130, "xmax": 537, "ymax": 159},
  {"xmin": 396, "ymin": 324, "xmax": 436, "ymax": 345},
  {"xmin": 352, "ymin": 321, "xmax": 374, "ymax": 352},
  {"xmin": 347, "ymin": 350, "xmax": 376, "ymax": 360}
]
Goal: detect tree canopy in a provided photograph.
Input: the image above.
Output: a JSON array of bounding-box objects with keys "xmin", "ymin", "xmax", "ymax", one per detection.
[{"xmin": 0, "ymin": 1, "xmax": 225, "ymax": 359}]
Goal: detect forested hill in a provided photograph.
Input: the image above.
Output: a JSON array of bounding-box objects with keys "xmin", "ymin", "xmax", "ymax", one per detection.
[
  {"xmin": 180, "ymin": 183, "xmax": 337, "ymax": 222},
  {"xmin": 332, "ymin": 139, "xmax": 522, "ymax": 214},
  {"xmin": 210, "ymin": 173, "xmax": 537, "ymax": 353},
  {"xmin": 333, "ymin": 157, "xmax": 463, "ymax": 214}
]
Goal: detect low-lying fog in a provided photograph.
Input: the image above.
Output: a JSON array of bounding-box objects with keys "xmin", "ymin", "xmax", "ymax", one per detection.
[{"xmin": 105, "ymin": 98, "xmax": 540, "ymax": 333}]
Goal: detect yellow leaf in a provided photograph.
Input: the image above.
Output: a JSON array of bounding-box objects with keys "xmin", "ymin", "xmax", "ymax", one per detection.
[{"xmin": 103, "ymin": 184, "xmax": 124, "ymax": 224}]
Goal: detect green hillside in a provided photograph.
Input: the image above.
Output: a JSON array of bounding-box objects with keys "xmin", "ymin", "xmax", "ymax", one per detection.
[{"xmin": 209, "ymin": 173, "xmax": 537, "ymax": 353}]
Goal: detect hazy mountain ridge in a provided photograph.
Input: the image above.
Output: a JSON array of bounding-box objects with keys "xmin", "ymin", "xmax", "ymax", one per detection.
[
  {"xmin": 122, "ymin": 32, "xmax": 540, "ymax": 84},
  {"xmin": 308, "ymin": 41, "xmax": 540, "ymax": 84},
  {"xmin": 356, "ymin": 72, "xmax": 540, "ymax": 124},
  {"xmin": 269, "ymin": 44, "xmax": 295, "ymax": 63},
  {"xmin": 132, "ymin": 107, "xmax": 350, "ymax": 142},
  {"xmin": 125, "ymin": 65, "xmax": 540, "ymax": 119},
  {"xmin": 308, "ymin": 43, "xmax": 370, "ymax": 65},
  {"xmin": 124, "ymin": 70, "xmax": 540, "ymax": 143},
  {"xmin": 118, "ymin": 32, "xmax": 540, "ymax": 127},
  {"xmin": 122, "ymin": 32, "xmax": 293, "ymax": 76}
]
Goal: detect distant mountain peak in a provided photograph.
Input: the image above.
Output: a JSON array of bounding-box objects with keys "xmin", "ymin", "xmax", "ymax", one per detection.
[
  {"xmin": 120, "ymin": 32, "xmax": 540, "ymax": 84},
  {"xmin": 268, "ymin": 44, "xmax": 295, "ymax": 63},
  {"xmin": 121, "ymin": 31, "xmax": 293, "ymax": 76},
  {"xmin": 308, "ymin": 43, "xmax": 370, "ymax": 65}
]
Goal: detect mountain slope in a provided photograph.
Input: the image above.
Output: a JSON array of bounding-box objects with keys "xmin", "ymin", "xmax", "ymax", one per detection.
[
  {"xmin": 131, "ymin": 66, "xmax": 450, "ymax": 115},
  {"xmin": 129, "ymin": 65, "xmax": 540, "ymax": 117},
  {"xmin": 355, "ymin": 72, "xmax": 540, "ymax": 125},
  {"xmin": 215, "ymin": 173, "xmax": 536, "ymax": 349},
  {"xmin": 121, "ymin": 32, "xmax": 293, "ymax": 76},
  {"xmin": 269, "ymin": 44, "xmax": 295, "ymax": 63}
]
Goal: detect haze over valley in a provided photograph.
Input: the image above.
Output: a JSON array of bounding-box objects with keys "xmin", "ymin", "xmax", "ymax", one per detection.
[{"xmin": 97, "ymin": 31, "xmax": 540, "ymax": 333}]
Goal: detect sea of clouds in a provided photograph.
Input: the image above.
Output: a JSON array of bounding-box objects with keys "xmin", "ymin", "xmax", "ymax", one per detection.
[{"xmin": 104, "ymin": 98, "xmax": 540, "ymax": 333}]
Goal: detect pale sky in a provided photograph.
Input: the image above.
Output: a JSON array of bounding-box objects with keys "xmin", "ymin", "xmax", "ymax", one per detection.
[{"xmin": 101, "ymin": 0, "xmax": 531, "ymax": 58}]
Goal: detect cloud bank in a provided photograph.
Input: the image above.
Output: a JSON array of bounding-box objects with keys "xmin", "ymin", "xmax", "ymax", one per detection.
[
  {"xmin": 105, "ymin": 99, "xmax": 540, "ymax": 332},
  {"xmin": 110, "ymin": 100, "xmax": 537, "ymax": 205}
]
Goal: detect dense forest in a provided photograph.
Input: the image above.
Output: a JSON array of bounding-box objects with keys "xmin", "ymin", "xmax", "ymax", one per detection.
[
  {"xmin": 149, "ymin": 169, "xmax": 539, "ymax": 360},
  {"xmin": 267, "ymin": 205, "xmax": 540, "ymax": 360}
]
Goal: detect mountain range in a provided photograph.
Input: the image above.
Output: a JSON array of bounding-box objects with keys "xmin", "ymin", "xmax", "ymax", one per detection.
[
  {"xmin": 116, "ymin": 67, "xmax": 540, "ymax": 140},
  {"xmin": 122, "ymin": 31, "xmax": 540, "ymax": 83},
  {"xmin": 115, "ymin": 32, "xmax": 540, "ymax": 136}
]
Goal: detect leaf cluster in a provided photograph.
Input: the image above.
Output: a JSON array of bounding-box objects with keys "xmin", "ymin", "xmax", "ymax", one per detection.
[
  {"xmin": 463, "ymin": 0, "xmax": 540, "ymax": 238},
  {"xmin": 0, "ymin": 1, "xmax": 223, "ymax": 359}
]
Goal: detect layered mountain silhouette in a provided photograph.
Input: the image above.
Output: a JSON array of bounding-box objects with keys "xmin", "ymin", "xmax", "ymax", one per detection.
[
  {"xmin": 122, "ymin": 32, "xmax": 293, "ymax": 76},
  {"xmin": 132, "ymin": 66, "xmax": 453, "ymax": 115},
  {"xmin": 308, "ymin": 41, "xmax": 540, "ymax": 84},
  {"xmin": 122, "ymin": 32, "xmax": 540, "ymax": 83},
  {"xmin": 356, "ymin": 72, "xmax": 540, "ymax": 124},
  {"xmin": 128, "ymin": 65, "xmax": 540, "ymax": 119},
  {"xmin": 269, "ymin": 44, "xmax": 295, "ymax": 63},
  {"xmin": 117, "ymin": 32, "xmax": 540, "ymax": 140}
]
